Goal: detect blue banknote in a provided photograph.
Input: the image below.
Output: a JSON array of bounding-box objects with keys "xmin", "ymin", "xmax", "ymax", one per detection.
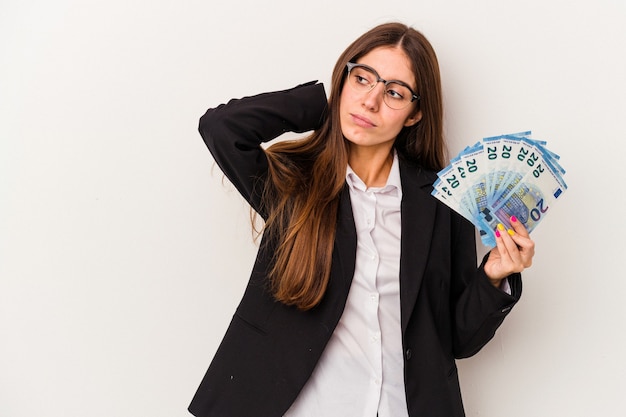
[{"xmin": 432, "ymin": 131, "xmax": 567, "ymax": 247}]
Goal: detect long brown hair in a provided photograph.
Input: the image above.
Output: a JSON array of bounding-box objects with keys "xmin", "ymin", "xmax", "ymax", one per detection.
[{"xmin": 262, "ymin": 22, "xmax": 445, "ymax": 310}]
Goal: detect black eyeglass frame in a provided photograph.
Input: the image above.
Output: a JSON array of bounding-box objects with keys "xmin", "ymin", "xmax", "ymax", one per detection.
[{"xmin": 345, "ymin": 62, "xmax": 421, "ymax": 106}]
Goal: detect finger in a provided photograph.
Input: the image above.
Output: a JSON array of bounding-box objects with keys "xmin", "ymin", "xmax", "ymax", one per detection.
[
  {"xmin": 505, "ymin": 217, "xmax": 535, "ymax": 253},
  {"xmin": 509, "ymin": 232, "xmax": 535, "ymax": 267},
  {"xmin": 497, "ymin": 223, "xmax": 522, "ymax": 265},
  {"xmin": 508, "ymin": 230, "xmax": 534, "ymax": 251},
  {"xmin": 509, "ymin": 215, "xmax": 529, "ymax": 237},
  {"xmin": 505, "ymin": 218, "xmax": 535, "ymax": 251},
  {"xmin": 493, "ymin": 227, "xmax": 509, "ymax": 259}
]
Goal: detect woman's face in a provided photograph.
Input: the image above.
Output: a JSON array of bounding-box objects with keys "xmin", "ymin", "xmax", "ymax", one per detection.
[{"xmin": 339, "ymin": 46, "xmax": 422, "ymax": 155}]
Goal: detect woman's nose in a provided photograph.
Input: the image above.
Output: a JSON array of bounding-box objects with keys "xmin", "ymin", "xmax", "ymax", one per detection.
[{"xmin": 362, "ymin": 82, "xmax": 385, "ymax": 110}]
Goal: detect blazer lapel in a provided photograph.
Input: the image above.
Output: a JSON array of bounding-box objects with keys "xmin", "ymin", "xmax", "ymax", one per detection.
[
  {"xmin": 331, "ymin": 185, "xmax": 358, "ymax": 302},
  {"xmin": 398, "ymin": 160, "xmax": 438, "ymax": 333}
]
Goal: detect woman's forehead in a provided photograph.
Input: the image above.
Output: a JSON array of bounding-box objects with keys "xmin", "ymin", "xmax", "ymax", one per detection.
[{"xmin": 356, "ymin": 47, "xmax": 415, "ymax": 86}]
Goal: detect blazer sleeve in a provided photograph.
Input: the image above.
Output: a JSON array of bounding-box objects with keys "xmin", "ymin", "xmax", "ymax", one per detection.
[
  {"xmin": 198, "ymin": 81, "xmax": 328, "ymax": 215},
  {"xmin": 449, "ymin": 210, "xmax": 522, "ymax": 358}
]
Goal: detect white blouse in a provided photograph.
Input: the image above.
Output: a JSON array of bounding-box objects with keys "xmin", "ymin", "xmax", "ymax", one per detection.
[{"xmin": 285, "ymin": 152, "xmax": 409, "ymax": 417}]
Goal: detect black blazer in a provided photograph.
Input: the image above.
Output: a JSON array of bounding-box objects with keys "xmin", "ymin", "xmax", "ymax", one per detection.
[{"xmin": 189, "ymin": 82, "xmax": 522, "ymax": 417}]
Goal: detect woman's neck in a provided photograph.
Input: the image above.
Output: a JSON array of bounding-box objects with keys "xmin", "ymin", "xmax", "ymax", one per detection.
[{"xmin": 348, "ymin": 145, "xmax": 394, "ymax": 188}]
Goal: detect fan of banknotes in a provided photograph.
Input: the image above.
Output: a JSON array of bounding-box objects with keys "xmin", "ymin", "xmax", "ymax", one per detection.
[{"xmin": 431, "ymin": 131, "xmax": 567, "ymax": 247}]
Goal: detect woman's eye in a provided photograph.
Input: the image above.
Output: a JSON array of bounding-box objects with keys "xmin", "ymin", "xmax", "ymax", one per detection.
[
  {"xmin": 386, "ymin": 88, "xmax": 404, "ymax": 100},
  {"xmin": 355, "ymin": 75, "xmax": 370, "ymax": 85}
]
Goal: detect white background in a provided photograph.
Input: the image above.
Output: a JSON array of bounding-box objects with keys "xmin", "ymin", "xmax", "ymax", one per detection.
[{"xmin": 1, "ymin": 0, "xmax": 625, "ymax": 416}]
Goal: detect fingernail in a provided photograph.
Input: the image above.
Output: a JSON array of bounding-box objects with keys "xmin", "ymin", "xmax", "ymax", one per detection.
[
  {"xmin": 497, "ymin": 223, "xmax": 505, "ymax": 231},
  {"xmin": 495, "ymin": 230, "xmax": 501, "ymax": 238},
  {"xmin": 511, "ymin": 216, "xmax": 518, "ymax": 223},
  {"xmin": 507, "ymin": 229, "xmax": 515, "ymax": 236}
]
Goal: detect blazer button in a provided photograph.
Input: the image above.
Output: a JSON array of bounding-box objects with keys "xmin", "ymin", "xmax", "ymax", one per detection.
[{"xmin": 405, "ymin": 348, "xmax": 412, "ymax": 360}]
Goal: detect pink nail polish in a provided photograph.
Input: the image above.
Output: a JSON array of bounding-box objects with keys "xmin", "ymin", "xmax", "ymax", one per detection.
[
  {"xmin": 511, "ymin": 215, "xmax": 518, "ymax": 223},
  {"xmin": 495, "ymin": 230, "xmax": 501, "ymax": 238}
]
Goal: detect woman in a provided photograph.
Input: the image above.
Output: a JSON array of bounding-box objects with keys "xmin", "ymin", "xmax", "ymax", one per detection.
[{"xmin": 189, "ymin": 22, "xmax": 535, "ymax": 417}]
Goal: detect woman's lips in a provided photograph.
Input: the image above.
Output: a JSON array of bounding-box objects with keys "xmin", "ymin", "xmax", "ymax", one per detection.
[{"xmin": 351, "ymin": 113, "xmax": 376, "ymax": 128}]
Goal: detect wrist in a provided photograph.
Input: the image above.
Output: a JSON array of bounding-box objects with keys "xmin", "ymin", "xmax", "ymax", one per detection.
[{"xmin": 489, "ymin": 277, "xmax": 505, "ymax": 288}]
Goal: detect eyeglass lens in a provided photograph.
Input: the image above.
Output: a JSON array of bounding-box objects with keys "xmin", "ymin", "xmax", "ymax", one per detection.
[{"xmin": 347, "ymin": 65, "xmax": 415, "ymax": 110}]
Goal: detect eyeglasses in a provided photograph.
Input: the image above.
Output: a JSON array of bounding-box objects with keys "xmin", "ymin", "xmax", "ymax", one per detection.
[{"xmin": 345, "ymin": 62, "xmax": 420, "ymax": 110}]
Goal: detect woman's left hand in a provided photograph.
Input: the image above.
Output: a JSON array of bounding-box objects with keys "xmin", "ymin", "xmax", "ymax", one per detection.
[{"xmin": 484, "ymin": 216, "xmax": 536, "ymax": 287}]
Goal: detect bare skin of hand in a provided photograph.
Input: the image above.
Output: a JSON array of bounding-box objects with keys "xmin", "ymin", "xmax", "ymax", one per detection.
[{"xmin": 484, "ymin": 216, "xmax": 536, "ymax": 288}]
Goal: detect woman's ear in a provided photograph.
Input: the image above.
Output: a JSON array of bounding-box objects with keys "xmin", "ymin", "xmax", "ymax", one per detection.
[{"xmin": 404, "ymin": 110, "xmax": 422, "ymax": 127}]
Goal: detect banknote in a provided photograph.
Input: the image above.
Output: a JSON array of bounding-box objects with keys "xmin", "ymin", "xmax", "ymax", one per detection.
[{"xmin": 432, "ymin": 131, "xmax": 567, "ymax": 246}]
